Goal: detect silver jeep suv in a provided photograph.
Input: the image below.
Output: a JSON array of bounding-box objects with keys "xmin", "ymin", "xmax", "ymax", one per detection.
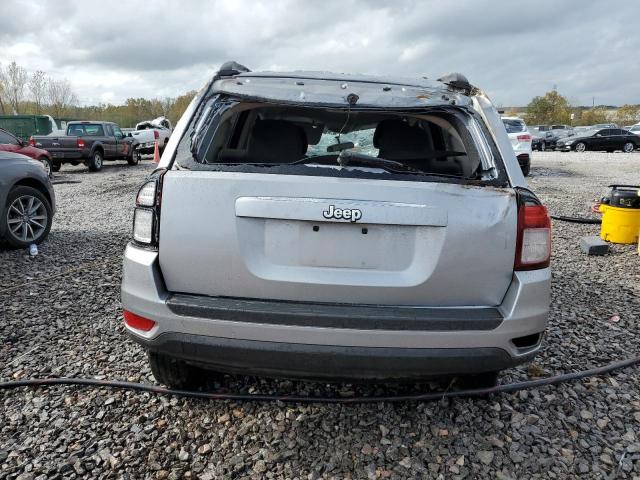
[{"xmin": 121, "ymin": 62, "xmax": 551, "ymax": 388}]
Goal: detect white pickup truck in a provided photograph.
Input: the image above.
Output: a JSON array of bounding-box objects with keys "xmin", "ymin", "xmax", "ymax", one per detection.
[{"xmin": 130, "ymin": 116, "xmax": 173, "ymax": 155}]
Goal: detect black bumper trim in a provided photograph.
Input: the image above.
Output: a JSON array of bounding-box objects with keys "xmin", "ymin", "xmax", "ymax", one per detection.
[
  {"xmin": 166, "ymin": 294, "xmax": 503, "ymax": 331},
  {"xmin": 133, "ymin": 332, "xmax": 525, "ymax": 380}
]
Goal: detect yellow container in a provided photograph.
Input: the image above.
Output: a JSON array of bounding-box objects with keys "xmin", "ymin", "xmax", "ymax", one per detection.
[{"xmin": 599, "ymin": 204, "xmax": 640, "ymax": 244}]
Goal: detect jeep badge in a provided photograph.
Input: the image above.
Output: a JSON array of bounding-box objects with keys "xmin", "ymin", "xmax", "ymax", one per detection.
[{"xmin": 322, "ymin": 205, "xmax": 362, "ymax": 222}]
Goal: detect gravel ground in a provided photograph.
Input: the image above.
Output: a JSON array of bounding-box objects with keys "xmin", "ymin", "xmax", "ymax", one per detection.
[{"xmin": 1, "ymin": 152, "xmax": 639, "ymax": 479}]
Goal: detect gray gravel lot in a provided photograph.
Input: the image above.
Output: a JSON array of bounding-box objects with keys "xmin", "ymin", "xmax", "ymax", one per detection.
[{"xmin": 1, "ymin": 152, "xmax": 639, "ymax": 479}]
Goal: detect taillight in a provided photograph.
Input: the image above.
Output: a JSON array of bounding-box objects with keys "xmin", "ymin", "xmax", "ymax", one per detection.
[
  {"xmin": 154, "ymin": 130, "xmax": 159, "ymax": 139},
  {"xmin": 132, "ymin": 169, "xmax": 166, "ymax": 246},
  {"xmin": 28, "ymin": 136, "xmax": 35, "ymax": 146},
  {"xmin": 124, "ymin": 310, "xmax": 156, "ymax": 332},
  {"xmin": 517, "ymin": 134, "xmax": 532, "ymax": 142},
  {"xmin": 514, "ymin": 189, "xmax": 551, "ymax": 271},
  {"xmin": 77, "ymin": 138, "xmax": 85, "ymax": 148}
]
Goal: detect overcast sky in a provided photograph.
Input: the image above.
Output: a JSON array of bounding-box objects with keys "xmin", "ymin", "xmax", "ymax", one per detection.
[{"xmin": 1, "ymin": 0, "xmax": 638, "ymax": 107}]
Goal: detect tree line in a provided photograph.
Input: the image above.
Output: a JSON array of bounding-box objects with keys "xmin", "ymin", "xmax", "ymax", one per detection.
[
  {"xmin": 0, "ymin": 61, "xmax": 196, "ymax": 127},
  {"xmin": 2, "ymin": 60, "xmax": 638, "ymax": 129},
  {"xmin": 510, "ymin": 90, "xmax": 640, "ymax": 127}
]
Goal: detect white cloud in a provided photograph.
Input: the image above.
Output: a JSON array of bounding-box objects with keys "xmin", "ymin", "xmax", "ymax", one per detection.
[{"xmin": 0, "ymin": 0, "xmax": 638, "ymax": 106}]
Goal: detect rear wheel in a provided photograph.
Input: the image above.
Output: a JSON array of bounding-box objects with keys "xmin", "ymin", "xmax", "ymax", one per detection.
[
  {"xmin": 574, "ymin": 142, "xmax": 587, "ymax": 152},
  {"xmin": 521, "ymin": 163, "xmax": 530, "ymax": 177},
  {"xmin": 38, "ymin": 156, "xmax": 52, "ymax": 177},
  {"xmin": 3, "ymin": 186, "xmax": 53, "ymax": 248},
  {"xmin": 51, "ymin": 161, "xmax": 61, "ymax": 172},
  {"xmin": 127, "ymin": 145, "xmax": 140, "ymax": 165},
  {"xmin": 623, "ymin": 142, "xmax": 635, "ymax": 153},
  {"xmin": 88, "ymin": 150, "xmax": 104, "ymax": 172},
  {"xmin": 148, "ymin": 352, "xmax": 206, "ymax": 390}
]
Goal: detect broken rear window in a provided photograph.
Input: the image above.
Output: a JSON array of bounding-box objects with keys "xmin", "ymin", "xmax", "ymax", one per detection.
[{"xmin": 174, "ymin": 98, "xmax": 505, "ymax": 185}]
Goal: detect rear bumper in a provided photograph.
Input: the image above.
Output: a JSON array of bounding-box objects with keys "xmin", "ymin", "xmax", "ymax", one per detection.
[{"xmin": 121, "ymin": 244, "xmax": 550, "ymax": 380}]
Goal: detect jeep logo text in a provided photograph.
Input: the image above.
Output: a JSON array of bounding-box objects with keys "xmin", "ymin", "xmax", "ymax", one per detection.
[{"xmin": 322, "ymin": 205, "xmax": 362, "ymax": 222}]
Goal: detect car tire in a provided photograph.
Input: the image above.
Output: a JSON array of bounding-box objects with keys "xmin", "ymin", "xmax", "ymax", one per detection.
[
  {"xmin": 38, "ymin": 156, "xmax": 53, "ymax": 177},
  {"xmin": 88, "ymin": 150, "xmax": 104, "ymax": 172},
  {"xmin": 574, "ymin": 142, "xmax": 587, "ymax": 152},
  {"xmin": 521, "ymin": 164, "xmax": 530, "ymax": 177},
  {"xmin": 540, "ymin": 142, "xmax": 546, "ymax": 152},
  {"xmin": 3, "ymin": 186, "xmax": 53, "ymax": 248},
  {"xmin": 148, "ymin": 352, "xmax": 206, "ymax": 390},
  {"xmin": 127, "ymin": 146, "xmax": 140, "ymax": 165},
  {"xmin": 51, "ymin": 161, "xmax": 61, "ymax": 172},
  {"xmin": 623, "ymin": 142, "xmax": 635, "ymax": 153}
]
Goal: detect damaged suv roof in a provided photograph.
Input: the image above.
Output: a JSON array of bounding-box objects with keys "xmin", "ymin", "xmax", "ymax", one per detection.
[{"xmin": 212, "ymin": 70, "xmax": 475, "ymax": 109}]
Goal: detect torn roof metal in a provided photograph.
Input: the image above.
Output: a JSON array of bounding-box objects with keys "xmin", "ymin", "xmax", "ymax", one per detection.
[{"xmin": 211, "ymin": 70, "xmax": 473, "ymax": 109}]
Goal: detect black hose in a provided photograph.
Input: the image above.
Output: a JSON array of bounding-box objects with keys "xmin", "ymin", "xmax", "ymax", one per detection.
[
  {"xmin": 1, "ymin": 355, "xmax": 638, "ymax": 403},
  {"xmin": 551, "ymin": 215, "xmax": 602, "ymax": 225}
]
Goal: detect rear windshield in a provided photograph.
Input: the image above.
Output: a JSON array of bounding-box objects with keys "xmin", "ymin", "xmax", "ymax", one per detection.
[
  {"xmin": 67, "ymin": 124, "xmax": 104, "ymax": 136},
  {"xmin": 502, "ymin": 119, "xmax": 526, "ymax": 133},
  {"xmin": 173, "ymin": 97, "xmax": 507, "ymax": 186}
]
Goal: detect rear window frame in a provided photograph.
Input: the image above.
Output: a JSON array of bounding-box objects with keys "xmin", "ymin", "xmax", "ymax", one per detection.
[
  {"xmin": 171, "ymin": 94, "xmax": 510, "ymax": 188},
  {"xmin": 67, "ymin": 124, "xmax": 105, "ymax": 136}
]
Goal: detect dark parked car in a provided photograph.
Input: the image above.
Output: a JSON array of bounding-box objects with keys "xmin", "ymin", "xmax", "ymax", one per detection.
[
  {"xmin": 30, "ymin": 121, "xmax": 139, "ymax": 172},
  {"xmin": 0, "ymin": 127, "xmax": 54, "ymax": 176},
  {"xmin": 0, "ymin": 151, "xmax": 55, "ymax": 248},
  {"xmin": 531, "ymin": 131, "xmax": 558, "ymax": 151},
  {"xmin": 555, "ymin": 128, "xmax": 639, "ymax": 152}
]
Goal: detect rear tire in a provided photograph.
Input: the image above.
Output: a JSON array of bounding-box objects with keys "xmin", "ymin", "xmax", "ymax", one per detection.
[
  {"xmin": 148, "ymin": 352, "xmax": 205, "ymax": 390},
  {"xmin": 38, "ymin": 156, "xmax": 52, "ymax": 177},
  {"xmin": 574, "ymin": 142, "xmax": 587, "ymax": 152},
  {"xmin": 51, "ymin": 161, "xmax": 61, "ymax": 172},
  {"xmin": 88, "ymin": 150, "xmax": 104, "ymax": 172},
  {"xmin": 127, "ymin": 145, "xmax": 140, "ymax": 165},
  {"xmin": 521, "ymin": 164, "xmax": 530, "ymax": 177},
  {"xmin": 623, "ymin": 142, "xmax": 634, "ymax": 153}
]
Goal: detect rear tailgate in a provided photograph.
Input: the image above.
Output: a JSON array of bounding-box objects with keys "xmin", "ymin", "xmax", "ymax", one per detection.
[
  {"xmin": 32, "ymin": 136, "xmax": 81, "ymax": 159},
  {"xmin": 158, "ymin": 171, "xmax": 517, "ymax": 307}
]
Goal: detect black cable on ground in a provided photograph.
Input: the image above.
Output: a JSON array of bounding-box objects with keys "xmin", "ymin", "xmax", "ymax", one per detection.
[
  {"xmin": 1, "ymin": 355, "xmax": 638, "ymax": 404},
  {"xmin": 551, "ymin": 215, "xmax": 602, "ymax": 225}
]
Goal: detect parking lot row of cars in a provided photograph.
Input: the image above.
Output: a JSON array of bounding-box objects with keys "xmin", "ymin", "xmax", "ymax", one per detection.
[
  {"xmin": 500, "ymin": 117, "xmax": 639, "ymax": 177},
  {"xmin": 0, "ymin": 117, "xmax": 173, "ymax": 176}
]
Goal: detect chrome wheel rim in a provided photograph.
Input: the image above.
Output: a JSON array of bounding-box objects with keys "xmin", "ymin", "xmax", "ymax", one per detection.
[
  {"xmin": 623, "ymin": 142, "xmax": 633, "ymax": 153},
  {"xmin": 7, "ymin": 195, "xmax": 48, "ymax": 242},
  {"xmin": 576, "ymin": 143, "xmax": 586, "ymax": 152},
  {"xmin": 41, "ymin": 159, "xmax": 51, "ymax": 175},
  {"xmin": 95, "ymin": 153, "xmax": 103, "ymax": 168}
]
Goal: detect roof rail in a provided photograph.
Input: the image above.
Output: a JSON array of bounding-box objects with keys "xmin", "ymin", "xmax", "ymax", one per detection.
[{"xmin": 437, "ymin": 73, "xmax": 473, "ymax": 95}]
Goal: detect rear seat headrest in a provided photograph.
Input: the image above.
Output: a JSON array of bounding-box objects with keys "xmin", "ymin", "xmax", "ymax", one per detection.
[
  {"xmin": 248, "ymin": 119, "xmax": 308, "ymax": 163},
  {"xmin": 373, "ymin": 119, "xmax": 431, "ymax": 160}
]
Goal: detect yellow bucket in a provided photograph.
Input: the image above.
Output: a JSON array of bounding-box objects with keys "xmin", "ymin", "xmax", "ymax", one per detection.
[{"xmin": 599, "ymin": 204, "xmax": 640, "ymax": 244}]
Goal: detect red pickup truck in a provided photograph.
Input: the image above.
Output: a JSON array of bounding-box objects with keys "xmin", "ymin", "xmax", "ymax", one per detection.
[{"xmin": 30, "ymin": 121, "xmax": 139, "ymax": 172}]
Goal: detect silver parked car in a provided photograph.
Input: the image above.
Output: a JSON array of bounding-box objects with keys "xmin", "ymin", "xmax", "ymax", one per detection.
[
  {"xmin": 0, "ymin": 151, "xmax": 55, "ymax": 248},
  {"xmin": 121, "ymin": 62, "xmax": 552, "ymax": 388}
]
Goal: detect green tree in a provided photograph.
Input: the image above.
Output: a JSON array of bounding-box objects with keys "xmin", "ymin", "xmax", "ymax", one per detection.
[
  {"xmin": 614, "ymin": 104, "xmax": 640, "ymax": 126},
  {"xmin": 578, "ymin": 108, "xmax": 608, "ymax": 126},
  {"xmin": 524, "ymin": 90, "xmax": 571, "ymax": 125}
]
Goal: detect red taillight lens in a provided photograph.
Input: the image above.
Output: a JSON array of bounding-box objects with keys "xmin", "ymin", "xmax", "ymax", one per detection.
[
  {"xmin": 28, "ymin": 136, "xmax": 35, "ymax": 146},
  {"xmin": 124, "ymin": 310, "xmax": 156, "ymax": 332},
  {"xmin": 154, "ymin": 130, "xmax": 159, "ymax": 139},
  {"xmin": 517, "ymin": 134, "xmax": 532, "ymax": 142},
  {"xmin": 515, "ymin": 193, "xmax": 551, "ymax": 271},
  {"xmin": 77, "ymin": 138, "xmax": 85, "ymax": 148}
]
